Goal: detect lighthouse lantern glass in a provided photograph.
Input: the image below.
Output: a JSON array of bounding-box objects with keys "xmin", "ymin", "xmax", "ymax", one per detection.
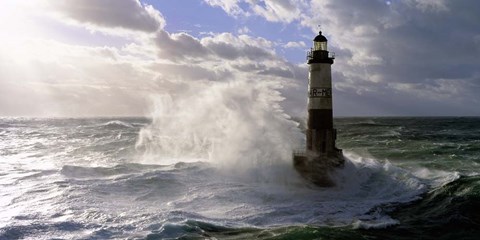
[{"xmin": 314, "ymin": 41, "xmax": 327, "ymax": 51}]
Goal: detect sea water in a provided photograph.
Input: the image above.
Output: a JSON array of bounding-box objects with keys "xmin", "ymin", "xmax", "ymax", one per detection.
[{"xmin": 1, "ymin": 117, "xmax": 479, "ymax": 239}]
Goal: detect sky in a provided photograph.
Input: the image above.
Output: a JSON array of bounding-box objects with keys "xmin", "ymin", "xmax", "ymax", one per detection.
[{"xmin": 0, "ymin": 0, "xmax": 479, "ymax": 117}]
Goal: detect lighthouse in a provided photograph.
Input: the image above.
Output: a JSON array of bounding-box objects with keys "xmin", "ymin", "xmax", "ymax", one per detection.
[{"xmin": 293, "ymin": 31, "xmax": 344, "ymax": 187}]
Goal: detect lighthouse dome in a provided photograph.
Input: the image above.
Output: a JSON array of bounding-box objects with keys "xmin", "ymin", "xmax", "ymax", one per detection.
[
  {"xmin": 313, "ymin": 31, "xmax": 328, "ymax": 42},
  {"xmin": 312, "ymin": 31, "xmax": 328, "ymax": 51}
]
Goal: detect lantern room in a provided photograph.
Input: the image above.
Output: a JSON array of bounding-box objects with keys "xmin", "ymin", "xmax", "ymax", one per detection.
[
  {"xmin": 313, "ymin": 31, "xmax": 328, "ymax": 51},
  {"xmin": 307, "ymin": 31, "xmax": 334, "ymax": 64}
]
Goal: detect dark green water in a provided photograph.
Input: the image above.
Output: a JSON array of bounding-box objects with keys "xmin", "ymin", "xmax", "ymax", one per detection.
[
  {"xmin": 182, "ymin": 117, "xmax": 480, "ymax": 240},
  {"xmin": 1, "ymin": 117, "xmax": 479, "ymax": 239},
  {"xmin": 215, "ymin": 117, "xmax": 480, "ymax": 240},
  {"xmin": 335, "ymin": 117, "xmax": 480, "ymax": 240}
]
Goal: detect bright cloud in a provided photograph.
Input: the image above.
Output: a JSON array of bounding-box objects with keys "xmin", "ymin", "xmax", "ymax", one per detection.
[
  {"xmin": 44, "ymin": 0, "xmax": 165, "ymax": 34},
  {"xmin": 284, "ymin": 41, "xmax": 306, "ymax": 49},
  {"xmin": 204, "ymin": 0, "xmax": 306, "ymax": 23},
  {"xmin": 0, "ymin": 0, "xmax": 302, "ymax": 117},
  {"xmin": 203, "ymin": 0, "xmax": 249, "ymax": 17},
  {"xmin": 0, "ymin": 0, "xmax": 479, "ymax": 117}
]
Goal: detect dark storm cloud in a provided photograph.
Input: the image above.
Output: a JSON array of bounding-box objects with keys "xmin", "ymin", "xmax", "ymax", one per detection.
[
  {"xmin": 298, "ymin": 0, "xmax": 480, "ymax": 115},
  {"xmin": 368, "ymin": 7, "xmax": 480, "ymax": 83}
]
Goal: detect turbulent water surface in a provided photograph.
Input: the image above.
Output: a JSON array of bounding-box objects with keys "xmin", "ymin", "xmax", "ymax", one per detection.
[{"xmin": 0, "ymin": 117, "xmax": 479, "ymax": 239}]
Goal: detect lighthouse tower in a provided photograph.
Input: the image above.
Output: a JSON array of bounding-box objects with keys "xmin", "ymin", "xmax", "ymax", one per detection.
[{"xmin": 293, "ymin": 31, "xmax": 344, "ymax": 187}]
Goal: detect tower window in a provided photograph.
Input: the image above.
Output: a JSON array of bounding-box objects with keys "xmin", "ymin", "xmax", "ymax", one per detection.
[{"xmin": 314, "ymin": 41, "xmax": 327, "ymax": 51}]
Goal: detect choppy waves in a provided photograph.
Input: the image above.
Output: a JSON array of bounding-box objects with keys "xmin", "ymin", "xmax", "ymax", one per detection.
[
  {"xmin": 1, "ymin": 117, "xmax": 479, "ymax": 239},
  {"xmin": 0, "ymin": 155, "xmax": 460, "ymax": 239}
]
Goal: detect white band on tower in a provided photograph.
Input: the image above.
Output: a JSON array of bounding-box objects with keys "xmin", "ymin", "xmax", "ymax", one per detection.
[{"xmin": 308, "ymin": 64, "xmax": 332, "ymax": 110}]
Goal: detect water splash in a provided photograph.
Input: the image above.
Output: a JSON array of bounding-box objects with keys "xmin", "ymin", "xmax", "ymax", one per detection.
[{"xmin": 135, "ymin": 80, "xmax": 304, "ymax": 182}]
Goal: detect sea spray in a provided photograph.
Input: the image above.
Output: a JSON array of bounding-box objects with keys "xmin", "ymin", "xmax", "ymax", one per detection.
[
  {"xmin": 132, "ymin": 81, "xmax": 463, "ymax": 229},
  {"xmin": 135, "ymin": 80, "xmax": 304, "ymax": 183},
  {"xmin": 1, "ymin": 118, "xmax": 476, "ymax": 239}
]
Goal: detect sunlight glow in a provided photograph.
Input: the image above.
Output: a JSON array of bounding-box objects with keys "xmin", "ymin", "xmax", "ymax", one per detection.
[
  {"xmin": 0, "ymin": 1, "xmax": 42, "ymax": 40},
  {"xmin": 0, "ymin": 1, "xmax": 48, "ymax": 62}
]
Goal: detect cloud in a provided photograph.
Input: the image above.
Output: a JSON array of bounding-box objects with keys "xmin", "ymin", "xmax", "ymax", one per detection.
[
  {"xmin": 202, "ymin": 33, "xmax": 275, "ymax": 60},
  {"xmin": 204, "ymin": 0, "xmax": 305, "ymax": 23},
  {"xmin": 284, "ymin": 41, "xmax": 306, "ymax": 49},
  {"xmin": 237, "ymin": 26, "xmax": 251, "ymax": 34},
  {"xmin": 3, "ymin": 0, "xmax": 479, "ymax": 117},
  {"xmin": 203, "ymin": 0, "xmax": 249, "ymax": 17},
  {"xmin": 405, "ymin": 0, "xmax": 448, "ymax": 12},
  {"xmin": 246, "ymin": 0, "xmax": 306, "ymax": 23},
  {"xmin": 300, "ymin": 0, "xmax": 480, "ymax": 115},
  {"xmin": 0, "ymin": 39, "xmax": 156, "ymax": 117},
  {"xmin": 206, "ymin": 0, "xmax": 480, "ymax": 115},
  {"xmin": 149, "ymin": 62, "xmax": 232, "ymax": 83},
  {"xmin": 155, "ymin": 31, "xmax": 211, "ymax": 60},
  {"xmin": 154, "ymin": 31, "xmax": 276, "ymax": 62},
  {"xmin": 0, "ymin": 6, "xmax": 301, "ymax": 117},
  {"xmin": 151, "ymin": 31, "xmax": 299, "ymax": 84},
  {"xmin": 45, "ymin": 0, "xmax": 165, "ymax": 33},
  {"xmin": 147, "ymin": 29, "xmax": 310, "ymax": 117}
]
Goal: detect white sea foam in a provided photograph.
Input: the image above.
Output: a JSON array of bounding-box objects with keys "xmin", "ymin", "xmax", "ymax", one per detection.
[
  {"xmin": 1, "ymin": 78, "xmax": 470, "ymax": 239},
  {"xmin": 117, "ymin": 150, "xmax": 444, "ymax": 229},
  {"xmin": 131, "ymin": 79, "xmax": 465, "ymax": 229},
  {"xmin": 352, "ymin": 217, "xmax": 399, "ymax": 229},
  {"xmin": 99, "ymin": 120, "xmax": 134, "ymax": 128},
  {"xmin": 0, "ymin": 116, "xmax": 469, "ymax": 238},
  {"xmin": 135, "ymin": 79, "xmax": 304, "ymax": 183},
  {"xmin": 411, "ymin": 167, "xmax": 460, "ymax": 188}
]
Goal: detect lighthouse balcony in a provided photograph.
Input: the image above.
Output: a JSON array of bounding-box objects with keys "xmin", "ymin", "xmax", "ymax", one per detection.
[{"xmin": 307, "ymin": 50, "xmax": 335, "ymax": 64}]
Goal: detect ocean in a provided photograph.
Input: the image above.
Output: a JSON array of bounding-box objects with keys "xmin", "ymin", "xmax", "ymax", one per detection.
[{"xmin": 0, "ymin": 117, "xmax": 479, "ymax": 239}]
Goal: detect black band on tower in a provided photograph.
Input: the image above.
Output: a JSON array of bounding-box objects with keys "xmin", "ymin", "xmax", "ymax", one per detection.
[{"xmin": 307, "ymin": 109, "xmax": 333, "ymax": 129}]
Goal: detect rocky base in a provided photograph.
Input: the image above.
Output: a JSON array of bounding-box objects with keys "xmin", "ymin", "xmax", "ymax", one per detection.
[{"xmin": 293, "ymin": 150, "xmax": 344, "ymax": 187}]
